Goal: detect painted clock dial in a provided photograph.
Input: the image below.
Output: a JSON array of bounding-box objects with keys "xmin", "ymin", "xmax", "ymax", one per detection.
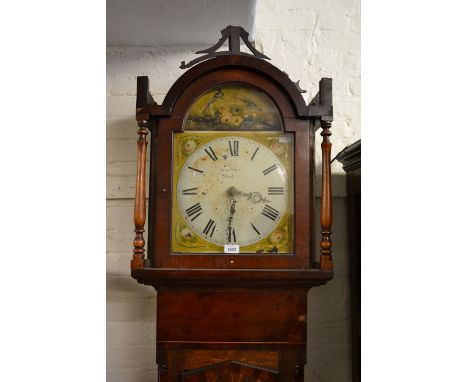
[{"xmin": 175, "ymin": 135, "xmax": 290, "ymax": 249}]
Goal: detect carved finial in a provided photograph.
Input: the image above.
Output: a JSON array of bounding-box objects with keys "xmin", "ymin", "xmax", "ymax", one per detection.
[
  {"xmin": 180, "ymin": 26, "xmax": 270, "ymax": 69},
  {"xmin": 295, "ymin": 80, "xmax": 306, "ymax": 94},
  {"xmin": 282, "ymin": 71, "xmax": 307, "ymax": 94}
]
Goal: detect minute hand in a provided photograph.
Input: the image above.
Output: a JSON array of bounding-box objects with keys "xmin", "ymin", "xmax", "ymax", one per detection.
[{"xmin": 226, "ymin": 195, "xmax": 237, "ymax": 243}]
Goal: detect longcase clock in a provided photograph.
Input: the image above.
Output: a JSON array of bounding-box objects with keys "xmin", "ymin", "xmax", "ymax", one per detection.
[{"xmin": 130, "ymin": 26, "xmax": 335, "ymax": 381}]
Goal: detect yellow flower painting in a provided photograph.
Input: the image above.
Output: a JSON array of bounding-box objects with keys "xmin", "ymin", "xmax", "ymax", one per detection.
[{"xmin": 184, "ymin": 83, "xmax": 283, "ymax": 131}]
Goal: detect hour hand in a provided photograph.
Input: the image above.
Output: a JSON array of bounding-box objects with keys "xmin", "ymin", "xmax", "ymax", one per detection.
[
  {"xmin": 225, "ymin": 186, "xmax": 270, "ymax": 204},
  {"xmin": 239, "ymin": 191, "xmax": 271, "ymax": 204}
]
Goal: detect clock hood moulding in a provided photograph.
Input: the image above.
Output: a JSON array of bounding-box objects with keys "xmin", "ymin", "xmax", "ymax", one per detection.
[
  {"xmin": 131, "ymin": 25, "xmax": 334, "ymax": 276},
  {"xmin": 135, "ymin": 26, "xmax": 333, "ymax": 122}
]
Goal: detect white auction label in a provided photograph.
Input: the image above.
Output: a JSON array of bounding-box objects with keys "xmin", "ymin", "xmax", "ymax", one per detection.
[{"xmin": 224, "ymin": 244, "xmax": 240, "ymax": 254}]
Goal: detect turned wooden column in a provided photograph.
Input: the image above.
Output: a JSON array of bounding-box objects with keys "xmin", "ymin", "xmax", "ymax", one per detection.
[
  {"xmin": 131, "ymin": 119, "xmax": 149, "ymax": 269},
  {"xmin": 320, "ymin": 119, "xmax": 333, "ymax": 271}
]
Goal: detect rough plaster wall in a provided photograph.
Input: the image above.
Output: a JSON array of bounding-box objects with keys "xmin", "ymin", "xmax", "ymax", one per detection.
[
  {"xmin": 107, "ymin": 47, "xmax": 198, "ymax": 382},
  {"xmin": 254, "ymin": 2, "xmax": 360, "ymax": 381},
  {"xmin": 256, "ymin": 0, "xmax": 361, "ymax": 177},
  {"xmin": 107, "ymin": 1, "xmax": 359, "ymax": 381}
]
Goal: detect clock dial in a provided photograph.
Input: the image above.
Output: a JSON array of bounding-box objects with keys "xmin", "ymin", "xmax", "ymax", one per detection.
[{"xmin": 176, "ymin": 136, "xmax": 290, "ymax": 248}]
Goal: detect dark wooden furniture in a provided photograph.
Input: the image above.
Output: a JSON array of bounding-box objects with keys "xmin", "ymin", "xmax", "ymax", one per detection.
[
  {"xmin": 336, "ymin": 140, "xmax": 361, "ymax": 382},
  {"xmin": 129, "ymin": 26, "xmax": 335, "ymax": 381}
]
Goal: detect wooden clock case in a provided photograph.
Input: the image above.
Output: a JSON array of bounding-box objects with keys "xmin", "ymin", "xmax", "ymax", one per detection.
[{"xmin": 129, "ymin": 27, "xmax": 335, "ymax": 381}]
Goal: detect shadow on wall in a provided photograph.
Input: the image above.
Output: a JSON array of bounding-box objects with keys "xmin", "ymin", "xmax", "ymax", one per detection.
[
  {"xmin": 107, "ymin": 276, "xmax": 157, "ymax": 381},
  {"xmin": 307, "ymin": 182, "xmax": 353, "ymax": 382}
]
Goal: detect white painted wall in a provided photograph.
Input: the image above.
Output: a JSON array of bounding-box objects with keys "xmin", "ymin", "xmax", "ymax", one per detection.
[
  {"xmin": 107, "ymin": 1, "xmax": 360, "ymax": 381},
  {"xmin": 107, "ymin": 0, "xmax": 256, "ymax": 46}
]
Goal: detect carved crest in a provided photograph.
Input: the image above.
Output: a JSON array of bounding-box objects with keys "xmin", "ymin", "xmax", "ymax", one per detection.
[{"xmin": 180, "ymin": 25, "xmax": 270, "ymax": 69}]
